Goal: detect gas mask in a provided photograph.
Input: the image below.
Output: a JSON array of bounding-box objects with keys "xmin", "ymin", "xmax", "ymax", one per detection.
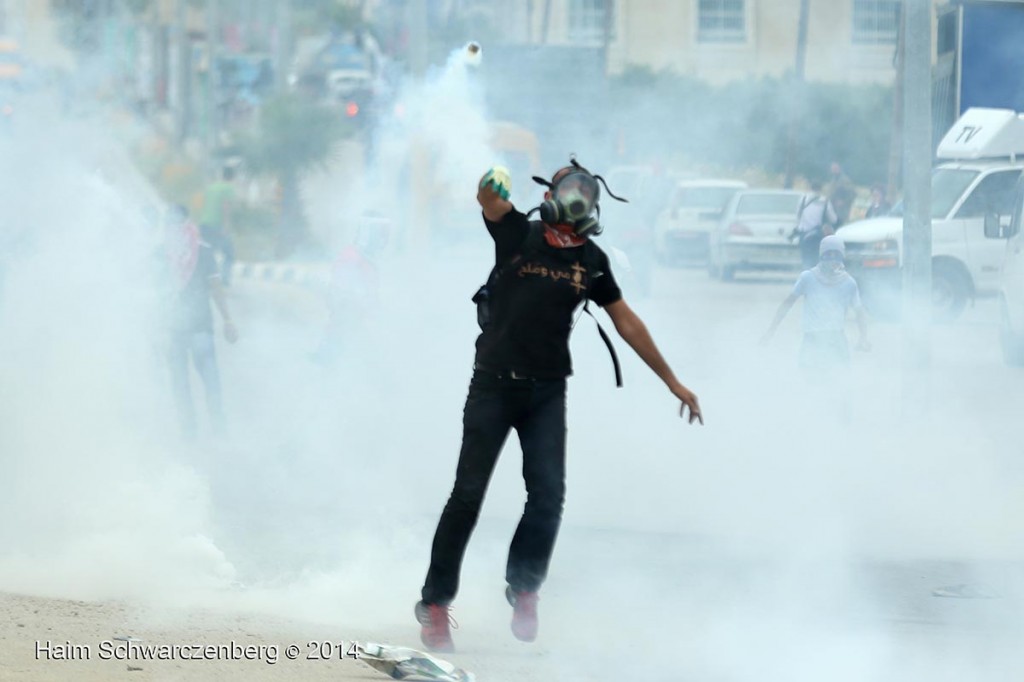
[
  {"xmin": 531, "ymin": 158, "xmax": 627, "ymax": 238},
  {"xmin": 539, "ymin": 171, "xmax": 601, "ymax": 236}
]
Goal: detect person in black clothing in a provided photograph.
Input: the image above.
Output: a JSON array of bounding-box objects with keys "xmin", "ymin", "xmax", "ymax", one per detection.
[
  {"xmin": 415, "ymin": 163, "xmax": 703, "ymax": 652},
  {"xmin": 864, "ymin": 184, "xmax": 892, "ymax": 219},
  {"xmin": 161, "ymin": 205, "xmax": 239, "ymax": 439},
  {"xmin": 826, "ymin": 161, "xmax": 857, "ymax": 226},
  {"xmin": 794, "ymin": 181, "xmax": 839, "ymax": 271}
]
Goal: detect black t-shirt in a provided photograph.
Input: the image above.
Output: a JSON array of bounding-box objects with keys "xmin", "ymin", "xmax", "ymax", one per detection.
[{"xmin": 474, "ymin": 208, "xmax": 622, "ymax": 378}]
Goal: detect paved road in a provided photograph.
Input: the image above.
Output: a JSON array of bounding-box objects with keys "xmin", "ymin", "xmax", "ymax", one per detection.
[
  {"xmin": 6, "ymin": 82, "xmax": 1016, "ymax": 679},
  {"xmin": 194, "ymin": 257, "xmax": 1024, "ymax": 681}
]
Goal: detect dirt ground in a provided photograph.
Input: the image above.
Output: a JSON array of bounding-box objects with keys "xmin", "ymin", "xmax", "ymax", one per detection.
[{"xmin": 0, "ymin": 591, "xmax": 425, "ymax": 681}]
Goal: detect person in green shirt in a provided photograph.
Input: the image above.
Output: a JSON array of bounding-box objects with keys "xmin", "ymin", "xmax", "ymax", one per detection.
[{"xmin": 200, "ymin": 166, "xmax": 237, "ymax": 286}]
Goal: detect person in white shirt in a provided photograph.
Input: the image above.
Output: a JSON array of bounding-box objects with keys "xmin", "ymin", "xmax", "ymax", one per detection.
[
  {"xmin": 762, "ymin": 234, "xmax": 869, "ymax": 369},
  {"xmin": 794, "ymin": 181, "xmax": 839, "ymax": 270}
]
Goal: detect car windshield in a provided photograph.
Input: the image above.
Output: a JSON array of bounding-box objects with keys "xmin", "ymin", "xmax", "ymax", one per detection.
[
  {"xmin": 321, "ymin": 44, "xmax": 370, "ymax": 71},
  {"xmin": 1019, "ymin": 179, "xmax": 1024, "ymax": 225},
  {"xmin": 736, "ymin": 193, "xmax": 802, "ymax": 215},
  {"xmin": 890, "ymin": 168, "xmax": 981, "ymax": 219},
  {"xmin": 675, "ymin": 186, "xmax": 740, "ymax": 210},
  {"xmin": 931, "ymin": 168, "xmax": 981, "ymax": 218}
]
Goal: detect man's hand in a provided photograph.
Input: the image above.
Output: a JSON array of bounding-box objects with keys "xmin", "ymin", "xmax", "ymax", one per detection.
[
  {"xmin": 223, "ymin": 320, "xmax": 239, "ymax": 344},
  {"xmin": 477, "ymin": 166, "xmax": 514, "ymax": 222},
  {"xmin": 479, "ymin": 166, "xmax": 511, "ymax": 200},
  {"xmin": 672, "ymin": 383, "xmax": 703, "ymax": 425}
]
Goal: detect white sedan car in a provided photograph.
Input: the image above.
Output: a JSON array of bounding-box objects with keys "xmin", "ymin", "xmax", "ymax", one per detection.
[
  {"xmin": 653, "ymin": 179, "xmax": 747, "ymax": 265},
  {"xmin": 708, "ymin": 189, "xmax": 807, "ymax": 280}
]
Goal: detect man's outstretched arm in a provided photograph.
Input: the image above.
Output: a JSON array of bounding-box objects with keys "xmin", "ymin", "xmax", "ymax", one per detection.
[{"xmin": 604, "ymin": 299, "xmax": 703, "ymax": 424}]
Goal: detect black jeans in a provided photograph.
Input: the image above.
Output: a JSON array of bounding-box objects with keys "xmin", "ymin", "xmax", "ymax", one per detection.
[{"xmin": 421, "ymin": 369, "xmax": 568, "ymax": 606}]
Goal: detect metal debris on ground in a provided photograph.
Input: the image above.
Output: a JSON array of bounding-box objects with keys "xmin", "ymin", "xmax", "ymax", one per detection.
[
  {"xmin": 357, "ymin": 642, "xmax": 474, "ymax": 681},
  {"xmin": 931, "ymin": 583, "xmax": 999, "ymax": 599}
]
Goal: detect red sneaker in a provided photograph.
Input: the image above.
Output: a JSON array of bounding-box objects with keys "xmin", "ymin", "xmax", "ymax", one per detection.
[
  {"xmin": 505, "ymin": 586, "xmax": 539, "ymax": 642},
  {"xmin": 414, "ymin": 601, "xmax": 457, "ymax": 653}
]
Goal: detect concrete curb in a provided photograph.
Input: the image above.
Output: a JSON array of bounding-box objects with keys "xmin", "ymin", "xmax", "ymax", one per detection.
[{"xmin": 230, "ymin": 262, "xmax": 331, "ymax": 288}]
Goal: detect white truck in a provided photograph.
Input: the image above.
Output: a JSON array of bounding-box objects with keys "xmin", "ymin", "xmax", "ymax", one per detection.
[
  {"xmin": 985, "ymin": 154, "xmax": 1024, "ymax": 365},
  {"xmin": 838, "ymin": 108, "xmax": 1024, "ymax": 319}
]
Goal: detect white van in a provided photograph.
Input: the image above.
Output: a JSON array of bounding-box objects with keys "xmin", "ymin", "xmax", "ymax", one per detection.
[
  {"xmin": 838, "ymin": 108, "xmax": 1024, "ymax": 319},
  {"xmin": 985, "ymin": 172, "xmax": 1024, "ymax": 364}
]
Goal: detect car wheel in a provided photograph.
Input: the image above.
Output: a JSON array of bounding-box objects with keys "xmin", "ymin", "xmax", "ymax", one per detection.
[
  {"xmin": 931, "ymin": 263, "xmax": 969, "ymax": 321},
  {"xmin": 1000, "ymin": 298, "xmax": 1024, "ymax": 367}
]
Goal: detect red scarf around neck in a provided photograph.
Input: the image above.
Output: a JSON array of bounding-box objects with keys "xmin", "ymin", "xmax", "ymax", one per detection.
[{"xmin": 542, "ymin": 223, "xmax": 587, "ymax": 248}]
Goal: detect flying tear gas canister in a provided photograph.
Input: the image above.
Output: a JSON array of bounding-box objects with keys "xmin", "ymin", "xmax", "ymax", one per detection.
[{"xmin": 464, "ymin": 41, "xmax": 482, "ymax": 67}]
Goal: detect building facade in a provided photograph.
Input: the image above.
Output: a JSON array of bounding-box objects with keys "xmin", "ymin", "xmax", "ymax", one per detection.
[{"xmin": 439, "ymin": 0, "xmax": 915, "ymax": 84}]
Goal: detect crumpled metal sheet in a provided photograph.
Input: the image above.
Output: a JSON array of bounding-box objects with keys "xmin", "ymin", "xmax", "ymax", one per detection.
[{"xmin": 358, "ymin": 642, "xmax": 475, "ymax": 682}]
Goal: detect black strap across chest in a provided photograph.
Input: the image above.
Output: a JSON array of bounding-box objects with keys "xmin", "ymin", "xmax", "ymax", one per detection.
[{"xmin": 488, "ymin": 222, "xmax": 622, "ymax": 387}]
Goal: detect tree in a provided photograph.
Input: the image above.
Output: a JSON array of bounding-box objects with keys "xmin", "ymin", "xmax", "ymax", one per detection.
[
  {"xmin": 292, "ymin": 0, "xmax": 366, "ymax": 35},
  {"xmin": 237, "ymin": 94, "xmax": 349, "ymax": 255},
  {"xmin": 607, "ymin": 67, "xmax": 891, "ymax": 186}
]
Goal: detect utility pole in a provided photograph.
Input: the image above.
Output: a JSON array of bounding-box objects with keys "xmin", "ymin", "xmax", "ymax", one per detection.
[
  {"xmin": 902, "ymin": 0, "xmax": 933, "ymax": 398},
  {"xmin": 794, "ymin": 0, "xmax": 809, "ymax": 78},
  {"xmin": 887, "ymin": 8, "xmax": 905, "ymax": 201},
  {"xmin": 408, "ymin": 0, "xmax": 428, "ymax": 77},
  {"xmin": 783, "ymin": 0, "xmax": 810, "ymax": 188},
  {"xmin": 150, "ymin": 0, "xmax": 162, "ymax": 110},
  {"xmin": 407, "ymin": 0, "xmax": 430, "ymax": 253},
  {"xmin": 541, "ymin": 0, "xmax": 552, "ymax": 44},
  {"xmin": 173, "ymin": 0, "xmax": 190, "ymax": 146},
  {"xmin": 275, "ymin": 0, "xmax": 292, "ymax": 92},
  {"xmin": 205, "ymin": 0, "xmax": 220, "ymax": 169},
  {"xmin": 601, "ymin": 0, "xmax": 615, "ymax": 156},
  {"xmin": 601, "ymin": 0, "xmax": 614, "ymax": 75}
]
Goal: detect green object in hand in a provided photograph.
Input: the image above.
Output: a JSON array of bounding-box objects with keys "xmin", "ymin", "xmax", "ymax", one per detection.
[{"xmin": 481, "ymin": 166, "xmax": 512, "ymax": 200}]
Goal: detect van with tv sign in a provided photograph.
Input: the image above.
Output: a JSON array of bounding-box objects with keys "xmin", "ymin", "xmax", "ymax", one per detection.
[{"xmin": 838, "ymin": 107, "xmax": 1024, "ymax": 319}]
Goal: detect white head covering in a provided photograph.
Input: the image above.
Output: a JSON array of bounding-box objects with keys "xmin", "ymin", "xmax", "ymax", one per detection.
[
  {"xmin": 819, "ymin": 234, "xmax": 845, "ymax": 257},
  {"xmin": 812, "ymin": 234, "xmax": 848, "ymax": 284}
]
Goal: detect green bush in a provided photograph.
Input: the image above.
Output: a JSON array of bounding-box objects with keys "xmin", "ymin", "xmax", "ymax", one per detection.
[
  {"xmin": 237, "ymin": 94, "xmax": 351, "ymax": 255},
  {"xmin": 608, "ymin": 67, "xmax": 893, "ymax": 187}
]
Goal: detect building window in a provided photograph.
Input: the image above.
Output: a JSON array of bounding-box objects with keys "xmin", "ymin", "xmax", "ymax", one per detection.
[
  {"xmin": 697, "ymin": 0, "xmax": 747, "ymax": 43},
  {"xmin": 852, "ymin": 0, "xmax": 901, "ymax": 44},
  {"xmin": 568, "ymin": 0, "xmax": 613, "ymax": 45}
]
